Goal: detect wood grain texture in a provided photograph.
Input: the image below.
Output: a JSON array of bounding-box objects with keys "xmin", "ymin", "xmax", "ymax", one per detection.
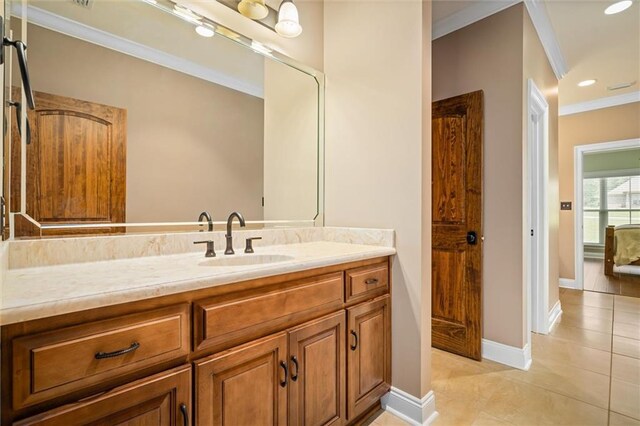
[
  {"xmin": 288, "ymin": 311, "xmax": 346, "ymax": 426},
  {"xmin": 194, "ymin": 332, "xmax": 288, "ymax": 426},
  {"xmin": 14, "ymin": 364, "xmax": 191, "ymax": 426},
  {"xmin": 194, "ymin": 272, "xmax": 344, "ymax": 352},
  {"xmin": 345, "ymin": 263, "xmax": 389, "ymax": 304},
  {"xmin": 346, "ymin": 296, "xmax": 391, "ymax": 422},
  {"xmin": 605, "ymin": 225, "xmax": 615, "ymax": 276},
  {"xmin": 12, "ymin": 91, "xmax": 126, "ymax": 237},
  {"xmin": 12, "ymin": 304, "xmax": 190, "ymax": 411},
  {"xmin": 431, "ymin": 91, "xmax": 483, "ymax": 361},
  {"xmin": 1, "ymin": 256, "xmax": 390, "ymax": 424}
]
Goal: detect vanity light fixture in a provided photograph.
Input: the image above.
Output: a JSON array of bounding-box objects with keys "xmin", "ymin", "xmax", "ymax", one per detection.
[
  {"xmin": 195, "ymin": 24, "xmax": 215, "ymax": 37},
  {"xmin": 605, "ymin": 0, "xmax": 633, "ymax": 14},
  {"xmin": 578, "ymin": 79, "xmax": 597, "ymax": 87},
  {"xmin": 275, "ymin": 0, "xmax": 302, "ymax": 38},
  {"xmin": 238, "ymin": 0, "xmax": 269, "ymax": 20}
]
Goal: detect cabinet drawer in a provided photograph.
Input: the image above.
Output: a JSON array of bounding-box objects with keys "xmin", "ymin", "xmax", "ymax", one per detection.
[
  {"xmin": 194, "ymin": 272, "xmax": 344, "ymax": 352},
  {"xmin": 14, "ymin": 364, "xmax": 191, "ymax": 426},
  {"xmin": 12, "ymin": 304, "xmax": 190, "ymax": 410},
  {"xmin": 345, "ymin": 262, "xmax": 389, "ymax": 303}
]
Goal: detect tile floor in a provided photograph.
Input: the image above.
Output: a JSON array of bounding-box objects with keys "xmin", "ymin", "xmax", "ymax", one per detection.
[
  {"xmin": 367, "ymin": 289, "xmax": 640, "ymax": 426},
  {"xmin": 583, "ymin": 258, "xmax": 640, "ymax": 297}
]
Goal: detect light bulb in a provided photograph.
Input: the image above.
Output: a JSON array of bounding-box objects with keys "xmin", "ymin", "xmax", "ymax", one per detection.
[{"xmin": 275, "ymin": 0, "xmax": 302, "ymax": 38}]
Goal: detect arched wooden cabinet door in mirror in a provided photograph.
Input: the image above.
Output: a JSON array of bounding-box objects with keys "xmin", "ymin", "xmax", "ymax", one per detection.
[{"xmin": 2, "ymin": 0, "xmax": 324, "ymax": 239}]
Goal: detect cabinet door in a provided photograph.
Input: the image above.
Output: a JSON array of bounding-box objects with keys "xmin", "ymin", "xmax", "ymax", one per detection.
[
  {"xmin": 14, "ymin": 365, "xmax": 191, "ymax": 426},
  {"xmin": 288, "ymin": 311, "xmax": 346, "ymax": 426},
  {"xmin": 346, "ymin": 296, "xmax": 391, "ymax": 421},
  {"xmin": 194, "ymin": 333, "xmax": 288, "ymax": 426}
]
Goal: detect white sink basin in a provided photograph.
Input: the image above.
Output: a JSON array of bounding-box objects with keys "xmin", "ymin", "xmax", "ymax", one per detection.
[{"xmin": 199, "ymin": 254, "xmax": 295, "ymax": 267}]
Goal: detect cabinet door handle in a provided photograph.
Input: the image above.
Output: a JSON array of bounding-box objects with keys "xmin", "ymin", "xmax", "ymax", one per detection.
[
  {"xmin": 290, "ymin": 356, "xmax": 299, "ymax": 382},
  {"xmin": 364, "ymin": 278, "xmax": 379, "ymax": 285},
  {"xmin": 279, "ymin": 361, "xmax": 288, "ymax": 387},
  {"xmin": 94, "ymin": 342, "xmax": 140, "ymax": 359},
  {"xmin": 350, "ymin": 330, "xmax": 358, "ymax": 351},
  {"xmin": 180, "ymin": 403, "xmax": 189, "ymax": 426}
]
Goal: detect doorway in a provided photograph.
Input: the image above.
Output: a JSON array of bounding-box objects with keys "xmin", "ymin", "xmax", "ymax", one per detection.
[
  {"xmin": 526, "ymin": 79, "xmax": 550, "ymax": 337},
  {"xmin": 431, "ymin": 90, "xmax": 484, "ymax": 360},
  {"xmin": 574, "ymin": 139, "xmax": 640, "ymax": 297}
]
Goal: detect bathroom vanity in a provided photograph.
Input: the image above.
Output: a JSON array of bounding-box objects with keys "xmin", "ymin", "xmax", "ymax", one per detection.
[{"xmin": 0, "ymin": 231, "xmax": 394, "ymax": 425}]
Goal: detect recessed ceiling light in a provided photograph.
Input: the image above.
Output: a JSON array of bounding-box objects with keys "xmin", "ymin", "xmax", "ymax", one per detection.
[
  {"xmin": 195, "ymin": 25, "xmax": 214, "ymax": 37},
  {"xmin": 578, "ymin": 79, "xmax": 597, "ymax": 87},
  {"xmin": 605, "ymin": 0, "xmax": 632, "ymax": 15}
]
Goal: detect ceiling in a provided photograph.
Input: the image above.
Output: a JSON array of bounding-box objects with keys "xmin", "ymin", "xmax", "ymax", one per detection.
[
  {"xmin": 546, "ymin": 0, "xmax": 639, "ymax": 106},
  {"xmin": 24, "ymin": 0, "xmax": 265, "ymax": 97},
  {"xmin": 432, "ymin": 0, "xmax": 640, "ymax": 107}
]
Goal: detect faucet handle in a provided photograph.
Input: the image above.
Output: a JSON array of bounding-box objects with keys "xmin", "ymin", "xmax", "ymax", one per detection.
[
  {"xmin": 244, "ymin": 237, "xmax": 262, "ymax": 254},
  {"xmin": 194, "ymin": 240, "xmax": 216, "ymax": 257}
]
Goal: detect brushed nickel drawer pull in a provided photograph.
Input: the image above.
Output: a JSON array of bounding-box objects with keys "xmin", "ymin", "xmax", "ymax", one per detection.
[
  {"xmin": 364, "ymin": 278, "xmax": 379, "ymax": 285},
  {"xmin": 94, "ymin": 342, "xmax": 140, "ymax": 359}
]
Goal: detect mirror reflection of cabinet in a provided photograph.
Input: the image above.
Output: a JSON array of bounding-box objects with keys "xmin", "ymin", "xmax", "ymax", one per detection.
[
  {"xmin": 2, "ymin": 0, "xmax": 324, "ymax": 237},
  {"xmin": 11, "ymin": 90, "xmax": 126, "ymax": 236}
]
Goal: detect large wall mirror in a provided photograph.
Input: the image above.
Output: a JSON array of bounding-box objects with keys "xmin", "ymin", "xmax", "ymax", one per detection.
[{"xmin": 2, "ymin": 0, "xmax": 323, "ymax": 238}]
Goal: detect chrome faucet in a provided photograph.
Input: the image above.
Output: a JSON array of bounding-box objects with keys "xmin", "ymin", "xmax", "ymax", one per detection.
[
  {"xmin": 198, "ymin": 211, "xmax": 213, "ymax": 232},
  {"xmin": 225, "ymin": 211, "xmax": 246, "ymax": 255}
]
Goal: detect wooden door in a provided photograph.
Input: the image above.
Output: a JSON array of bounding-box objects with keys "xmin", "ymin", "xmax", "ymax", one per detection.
[
  {"xmin": 11, "ymin": 90, "xmax": 126, "ymax": 236},
  {"xmin": 431, "ymin": 91, "xmax": 483, "ymax": 360},
  {"xmin": 346, "ymin": 296, "xmax": 391, "ymax": 422},
  {"xmin": 194, "ymin": 332, "xmax": 288, "ymax": 426},
  {"xmin": 14, "ymin": 365, "xmax": 191, "ymax": 426},
  {"xmin": 288, "ymin": 311, "xmax": 346, "ymax": 426}
]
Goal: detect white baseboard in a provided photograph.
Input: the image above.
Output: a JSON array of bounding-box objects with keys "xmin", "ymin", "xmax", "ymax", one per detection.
[
  {"xmin": 548, "ymin": 300, "xmax": 562, "ymax": 331},
  {"xmin": 381, "ymin": 388, "xmax": 438, "ymax": 425},
  {"xmin": 559, "ymin": 278, "xmax": 579, "ymax": 290},
  {"xmin": 482, "ymin": 339, "xmax": 532, "ymax": 370}
]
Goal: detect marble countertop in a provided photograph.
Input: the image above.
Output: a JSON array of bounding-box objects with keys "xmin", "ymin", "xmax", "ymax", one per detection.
[{"xmin": 1, "ymin": 241, "xmax": 395, "ymax": 325}]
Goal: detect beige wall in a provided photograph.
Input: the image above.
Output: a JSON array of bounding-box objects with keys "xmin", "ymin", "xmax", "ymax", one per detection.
[
  {"xmin": 263, "ymin": 60, "xmax": 318, "ymax": 221},
  {"xmin": 324, "ymin": 0, "xmax": 431, "ymax": 398},
  {"xmin": 19, "ymin": 23, "xmax": 265, "ymax": 223},
  {"xmin": 559, "ymin": 102, "xmax": 640, "ymax": 279},
  {"xmin": 433, "ymin": 5, "xmax": 526, "ymax": 348},
  {"xmin": 522, "ymin": 11, "xmax": 560, "ymax": 319}
]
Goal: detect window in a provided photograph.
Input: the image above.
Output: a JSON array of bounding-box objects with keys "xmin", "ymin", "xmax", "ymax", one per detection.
[{"xmin": 583, "ymin": 175, "xmax": 640, "ymax": 244}]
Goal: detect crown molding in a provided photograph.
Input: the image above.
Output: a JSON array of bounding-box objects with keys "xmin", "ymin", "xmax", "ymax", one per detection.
[
  {"xmin": 12, "ymin": 5, "xmax": 264, "ymax": 98},
  {"xmin": 433, "ymin": 0, "xmax": 568, "ymax": 81},
  {"xmin": 432, "ymin": 0, "xmax": 521, "ymax": 40},
  {"xmin": 560, "ymin": 91, "xmax": 640, "ymax": 116},
  {"xmin": 523, "ymin": 0, "xmax": 568, "ymax": 80}
]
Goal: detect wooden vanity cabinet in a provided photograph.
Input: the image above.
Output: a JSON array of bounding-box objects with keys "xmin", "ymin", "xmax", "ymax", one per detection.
[
  {"xmin": 288, "ymin": 311, "xmax": 346, "ymax": 426},
  {"xmin": 2, "ymin": 257, "xmax": 391, "ymax": 426},
  {"xmin": 346, "ymin": 296, "xmax": 391, "ymax": 421},
  {"xmin": 14, "ymin": 365, "xmax": 191, "ymax": 426},
  {"xmin": 194, "ymin": 333, "xmax": 289, "ymax": 426}
]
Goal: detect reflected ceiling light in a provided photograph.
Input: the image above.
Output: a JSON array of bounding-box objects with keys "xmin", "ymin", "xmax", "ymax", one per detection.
[
  {"xmin": 195, "ymin": 25, "xmax": 215, "ymax": 37},
  {"xmin": 238, "ymin": 0, "xmax": 269, "ymax": 20},
  {"xmin": 251, "ymin": 40, "xmax": 272, "ymax": 55},
  {"xmin": 173, "ymin": 4, "xmax": 201, "ymax": 24},
  {"xmin": 275, "ymin": 0, "xmax": 302, "ymax": 38},
  {"xmin": 605, "ymin": 0, "xmax": 633, "ymax": 14},
  {"xmin": 578, "ymin": 79, "xmax": 597, "ymax": 87}
]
